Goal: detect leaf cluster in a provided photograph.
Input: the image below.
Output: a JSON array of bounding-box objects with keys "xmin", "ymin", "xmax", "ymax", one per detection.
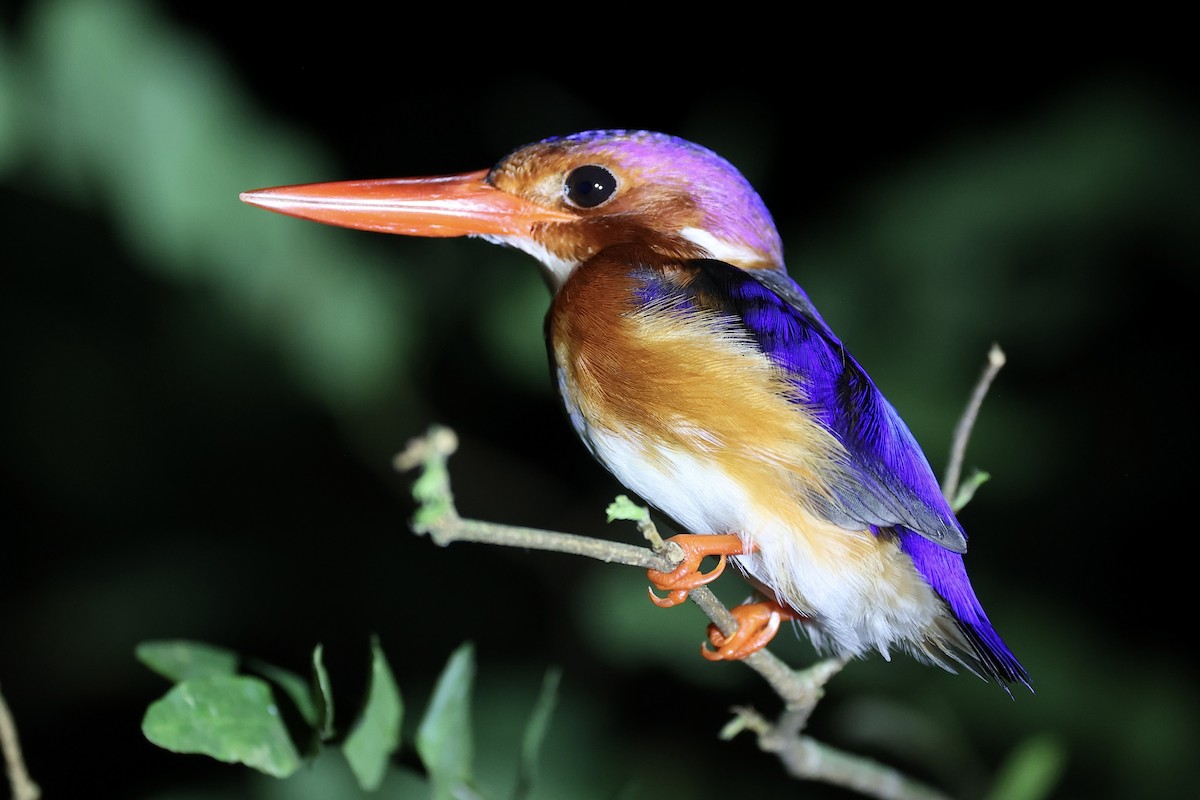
[{"xmin": 138, "ymin": 638, "xmax": 559, "ymax": 799}]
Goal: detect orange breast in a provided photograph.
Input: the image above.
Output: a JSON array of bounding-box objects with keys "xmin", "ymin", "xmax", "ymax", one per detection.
[{"xmin": 548, "ymin": 251, "xmax": 853, "ymax": 542}]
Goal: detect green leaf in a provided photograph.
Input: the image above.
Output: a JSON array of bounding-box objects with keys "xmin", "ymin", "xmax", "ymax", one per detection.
[
  {"xmin": 984, "ymin": 734, "xmax": 1067, "ymax": 800},
  {"xmin": 136, "ymin": 639, "xmax": 239, "ymax": 682},
  {"xmin": 605, "ymin": 495, "xmax": 649, "ymax": 523},
  {"xmin": 313, "ymin": 643, "xmax": 336, "ymax": 741},
  {"xmin": 402, "ymin": 426, "xmax": 461, "ymax": 535},
  {"xmin": 141, "ymin": 675, "xmax": 302, "ymax": 778},
  {"xmin": 343, "ymin": 638, "xmax": 403, "ymax": 791},
  {"xmin": 411, "ymin": 452, "xmax": 453, "ymax": 530},
  {"xmin": 951, "ymin": 468, "xmax": 991, "ymax": 511},
  {"xmin": 416, "ymin": 642, "xmax": 476, "ymax": 800},
  {"xmin": 513, "ymin": 667, "xmax": 562, "ymax": 800},
  {"xmin": 248, "ymin": 657, "xmax": 319, "ymax": 730}
]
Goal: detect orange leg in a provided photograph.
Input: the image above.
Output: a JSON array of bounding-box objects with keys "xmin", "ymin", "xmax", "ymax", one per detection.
[
  {"xmin": 647, "ymin": 534, "xmax": 803, "ymax": 660},
  {"xmin": 647, "ymin": 534, "xmax": 749, "ymax": 608},
  {"xmin": 701, "ymin": 600, "xmax": 803, "ymax": 661}
]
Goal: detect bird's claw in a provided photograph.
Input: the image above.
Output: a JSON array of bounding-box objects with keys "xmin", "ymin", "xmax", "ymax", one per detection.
[
  {"xmin": 646, "ymin": 534, "xmax": 748, "ymax": 607},
  {"xmin": 702, "ymin": 602, "xmax": 784, "ymax": 661}
]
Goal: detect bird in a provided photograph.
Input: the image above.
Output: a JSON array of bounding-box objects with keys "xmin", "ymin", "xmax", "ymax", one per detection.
[{"xmin": 240, "ymin": 129, "xmax": 1031, "ymax": 693}]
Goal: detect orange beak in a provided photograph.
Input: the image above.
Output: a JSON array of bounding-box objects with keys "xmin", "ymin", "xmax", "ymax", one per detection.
[{"xmin": 239, "ymin": 169, "xmax": 574, "ymax": 237}]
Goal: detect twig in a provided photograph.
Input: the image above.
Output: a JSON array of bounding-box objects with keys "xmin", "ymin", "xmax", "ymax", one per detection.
[
  {"xmin": 728, "ymin": 708, "xmax": 950, "ymax": 800},
  {"xmin": 942, "ymin": 343, "xmax": 1006, "ymax": 503},
  {"xmin": 394, "ymin": 427, "xmax": 951, "ymax": 800},
  {"xmin": 0, "ymin": 682, "xmax": 40, "ymax": 800},
  {"xmin": 394, "ymin": 429, "xmax": 667, "ymax": 571}
]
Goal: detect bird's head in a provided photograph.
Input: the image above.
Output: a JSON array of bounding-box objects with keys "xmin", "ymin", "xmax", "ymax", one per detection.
[{"xmin": 241, "ymin": 129, "xmax": 785, "ymax": 290}]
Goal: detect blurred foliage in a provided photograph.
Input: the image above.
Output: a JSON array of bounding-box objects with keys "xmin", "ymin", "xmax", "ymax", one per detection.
[
  {"xmin": 4, "ymin": 0, "xmax": 424, "ymax": 428},
  {"xmin": 1, "ymin": 1, "xmax": 1197, "ymax": 799},
  {"xmin": 984, "ymin": 734, "xmax": 1067, "ymax": 800},
  {"xmin": 137, "ymin": 638, "xmax": 564, "ymax": 798},
  {"xmin": 787, "ymin": 83, "xmax": 1199, "ymax": 494},
  {"xmin": 343, "ymin": 639, "xmax": 402, "ymax": 790}
]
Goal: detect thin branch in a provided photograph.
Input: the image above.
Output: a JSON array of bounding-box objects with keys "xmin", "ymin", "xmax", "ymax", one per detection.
[
  {"xmin": 942, "ymin": 343, "xmax": 1006, "ymax": 503},
  {"xmin": 0, "ymin": 682, "xmax": 40, "ymax": 800},
  {"xmin": 395, "ymin": 429, "xmax": 666, "ymax": 570},
  {"xmin": 394, "ymin": 428, "xmax": 950, "ymax": 800},
  {"xmin": 729, "ymin": 708, "xmax": 950, "ymax": 800}
]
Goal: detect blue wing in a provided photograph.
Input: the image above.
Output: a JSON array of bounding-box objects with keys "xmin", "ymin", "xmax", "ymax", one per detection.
[
  {"xmin": 658, "ymin": 259, "xmax": 969, "ymax": 554},
  {"xmin": 629, "ymin": 257, "xmax": 1029, "ymax": 688}
]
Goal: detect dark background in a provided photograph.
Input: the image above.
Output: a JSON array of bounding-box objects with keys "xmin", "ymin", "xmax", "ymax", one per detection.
[{"xmin": 2, "ymin": 2, "xmax": 1196, "ymax": 798}]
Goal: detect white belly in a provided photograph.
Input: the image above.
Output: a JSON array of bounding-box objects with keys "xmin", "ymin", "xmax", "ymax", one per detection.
[{"xmin": 582, "ymin": 423, "xmax": 947, "ymax": 661}]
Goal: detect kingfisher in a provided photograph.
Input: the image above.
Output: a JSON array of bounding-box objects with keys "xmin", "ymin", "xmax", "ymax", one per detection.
[{"xmin": 241, "ymin": 129, "xmax": 1030, "ymax": 692}]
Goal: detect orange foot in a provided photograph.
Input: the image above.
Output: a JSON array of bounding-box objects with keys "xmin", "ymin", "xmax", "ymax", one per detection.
[
  {"xmin": 647, "ymin": 534, "xmax": 749, "ymax": 608},
  {"xmin": 702, "ymin": 600, "xmax": 800, "ymax": 661}
]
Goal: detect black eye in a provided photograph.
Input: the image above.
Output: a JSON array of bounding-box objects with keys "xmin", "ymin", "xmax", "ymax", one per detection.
[{"xmin": 565, "ymin": 164, "xmax": 617, "ymax": 208}]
